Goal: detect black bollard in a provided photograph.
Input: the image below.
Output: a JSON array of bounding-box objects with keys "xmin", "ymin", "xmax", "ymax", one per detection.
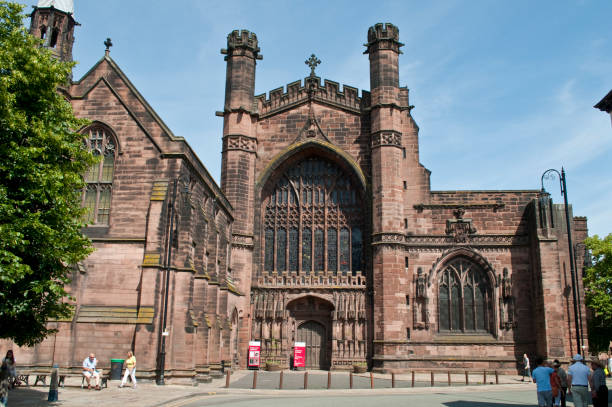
[{"xmin": 48, "ymin": 364, "xmax": 59, "ymax": 402}]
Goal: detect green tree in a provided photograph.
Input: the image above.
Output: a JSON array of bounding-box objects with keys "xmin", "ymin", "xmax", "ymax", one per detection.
[
  {"xmin": 584, "ymin": 233, "xmax": 612, "ymax": 353},
  {"xmin": 0, "ymin": 2, "xmax": 95, "ymax": 346}
]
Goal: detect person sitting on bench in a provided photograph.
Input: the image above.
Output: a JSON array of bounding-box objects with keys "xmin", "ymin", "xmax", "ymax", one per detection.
[{"xmin": 82, "ymin": 354, "xmax": 100, "ymax": 390}]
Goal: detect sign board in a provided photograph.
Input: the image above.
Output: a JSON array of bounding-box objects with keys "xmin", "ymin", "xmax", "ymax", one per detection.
[
  {"xmin": 293, "ymin": 342, "xmax": 306, "ymax": 368},
  {"xmin": 248, "ymin": 341, "xmax": 261, "ymax": 368}
]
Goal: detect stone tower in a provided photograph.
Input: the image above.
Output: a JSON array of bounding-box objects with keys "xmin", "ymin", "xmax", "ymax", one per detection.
[
  {"xmin": 219, "ymin": 30, "xmax": 262, "ymax": 363},
  {"xmin": 29, "ymin": 0, "xmax": 77, "ymax": 63}
]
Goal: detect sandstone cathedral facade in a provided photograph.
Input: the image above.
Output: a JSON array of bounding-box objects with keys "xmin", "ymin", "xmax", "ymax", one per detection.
[{"xmin": 5, "ymin": 1, "xmax": 590, "ymax": 381}]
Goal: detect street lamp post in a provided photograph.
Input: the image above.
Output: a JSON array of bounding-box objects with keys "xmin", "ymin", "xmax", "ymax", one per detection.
[
  {"xmin": 157, "ymin": 179, "xmax": 178, "ymax": 385},
  {"xmin": 540, "ymin": 167, "xmax": 582, "ymax": 354}
]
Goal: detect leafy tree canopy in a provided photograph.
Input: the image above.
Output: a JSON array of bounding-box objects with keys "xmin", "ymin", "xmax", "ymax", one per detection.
[
  {"xmin": 583, "ymin": 233, "xmax": 612, "ymax": 353},
  {"xmin": 0, "ymin": 1, "xmax": 94, "ymax": 346}
]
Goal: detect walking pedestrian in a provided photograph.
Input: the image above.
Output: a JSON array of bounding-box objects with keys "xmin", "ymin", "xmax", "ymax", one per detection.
[
  {"xmin": 590, "ymin": 358, "xmax": 608, "ymax": 407},
  {"xmin": 532, "ymin": 357, "xmax": 554, "ymax": 407},
  {"xmin": 553, "ymin": 360, "xmax": 568, "ymax": 407},
  {"xmin": 119, "ymin": 350, "xmax": 137, "ymax": 388},
  {"xmin": 522, "ymin": 353, "xmax": 531, "ymax": 382},
  {"xmin": 567, "ymin": 354, "xmax": 591, "ymax": 407}
]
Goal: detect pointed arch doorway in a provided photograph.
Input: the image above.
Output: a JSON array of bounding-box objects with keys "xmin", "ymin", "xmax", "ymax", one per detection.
[{"xmin": 287, "ymin": 296, "xmax": 333, "ymax": 370}]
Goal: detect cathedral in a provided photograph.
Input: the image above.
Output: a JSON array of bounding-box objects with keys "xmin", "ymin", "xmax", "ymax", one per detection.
[{"xmin": 6, "ymin": 1, "xmax": 590, "ymax": 381}]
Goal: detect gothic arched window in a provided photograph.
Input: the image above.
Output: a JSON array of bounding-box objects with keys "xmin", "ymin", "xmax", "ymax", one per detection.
[
  {"xmin": 263, "ymin": 156, "xmax": 364, "ymax": 275},
  {"xmin": 438, "ymin": 258, "xmax": 493, "ymax": 333},
  {"xmin": 82, "ymin": 127, "xmax": 116, "ymax": 225}
]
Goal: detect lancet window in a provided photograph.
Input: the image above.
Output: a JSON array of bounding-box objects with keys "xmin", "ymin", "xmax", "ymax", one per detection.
[
  {"xmin": 438, "ymin": 258, "xmax": 492, "ymax": 333},
  {"xmin": 82, "ymin": 127, "xmax": 116, "ymax": 225},
  {"xmin": 263, "ymin": 156, "xmax": 363, "ymax": 275}
]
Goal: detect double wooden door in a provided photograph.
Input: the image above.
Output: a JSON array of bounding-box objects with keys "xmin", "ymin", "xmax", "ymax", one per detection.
[{"xmin": 296, "ymin": 320, "xmax": 327, "ymax": 369}]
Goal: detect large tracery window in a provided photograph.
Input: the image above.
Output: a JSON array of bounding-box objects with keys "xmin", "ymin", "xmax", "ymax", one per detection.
[
  {"xmin": 82, "ymin": 127, "xmax": 116, "ymax": 225},
  {"xmin": 438, "ymin": 258, "xmax": 492, "ymax": 333},
  {"xmin": 263, "ymin": 156, "xmax": 364, "ymax": 275}
]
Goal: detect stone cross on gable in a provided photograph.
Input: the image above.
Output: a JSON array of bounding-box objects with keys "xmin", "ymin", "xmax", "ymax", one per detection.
[{"xmin": 305, "ymin": 54, "xmax": 321, "ymax": 76}]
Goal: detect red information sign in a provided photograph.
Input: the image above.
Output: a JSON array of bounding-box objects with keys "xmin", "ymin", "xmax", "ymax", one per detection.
[
  {"xmin": 293, "ymin": 342, "xmax": 306, "ymax": 368},
  {"xmin": 248, "ymin": 341, "xmax": 261, "ymax": 368}
]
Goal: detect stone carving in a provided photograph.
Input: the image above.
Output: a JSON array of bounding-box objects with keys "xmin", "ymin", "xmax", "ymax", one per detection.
[
  {"xmin": 224, "ymin": 135, "xmax": 257, "ymax": 153},
  {"xmin": 499, "ymin": 268, "xmax": 515, "ymax": 329},
  {"xmin": 445, "ymin": 208, "xmax": 477, "ymax": 243},
  {"xmin": 413, "ymin": 267, "xmax": 429, "ymax": 330},
  {"xmin": 371, "ymin": 131, "xmax": 402, "ymax": 148}
]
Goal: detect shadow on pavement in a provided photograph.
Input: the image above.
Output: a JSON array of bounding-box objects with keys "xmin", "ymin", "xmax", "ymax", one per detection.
[
  {"xmin": 6, "ymin": 387, "xmax": 49, "ymax": 406},
  {"xmin": 444, "ymin": 402, "xmax": 531, "ymax": 407}
]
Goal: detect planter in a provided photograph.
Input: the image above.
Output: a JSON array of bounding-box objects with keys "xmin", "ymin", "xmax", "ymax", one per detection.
[
  {"xmin": 353, "ymin": 365, "xmax": 367, "ymax": 374},
  {"xmin": 266, "ymin": 363, "xmax": 282, "ymax": 372}
]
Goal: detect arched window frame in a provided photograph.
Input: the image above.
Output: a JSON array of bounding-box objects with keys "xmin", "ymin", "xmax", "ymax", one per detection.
[
  {"xmin": 437, "ymin": 257, "xmax": 493, "ymax": 334},
  {"xmin": 82, "ymin": 125, "xmax": 117, "ymax": 225},
  {"xmin": 262, "ymin": 156, "xmax": 364, "ymax": 275}
]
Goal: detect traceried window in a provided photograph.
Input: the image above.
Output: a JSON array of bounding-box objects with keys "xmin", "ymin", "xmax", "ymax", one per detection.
[
  {"xmin": 262, "ymin": 156, "xmax": 364, "ymax": 275},
  {"xmin": 82, "ymin": 127, "xmax": 116, "ymax": 225},
  {"xmin": 438, "ymin": 258, "xmax": 492, "ymax": 333}
]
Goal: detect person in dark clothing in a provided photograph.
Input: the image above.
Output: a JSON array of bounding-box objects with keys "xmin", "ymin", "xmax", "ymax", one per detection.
[{"xmin": 590, "ymin": 358, "xmax": 608, "ymax": 407}]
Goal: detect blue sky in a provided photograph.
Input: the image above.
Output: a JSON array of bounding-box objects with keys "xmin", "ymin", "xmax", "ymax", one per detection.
[{"xmin": 25, "ymin": 0, "xmax": 612, "ymax": 237}]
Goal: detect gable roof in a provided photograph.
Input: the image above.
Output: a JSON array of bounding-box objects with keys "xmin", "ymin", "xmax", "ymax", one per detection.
[{"xmin": 594, "ymin": 89, "xmax": 612, "ymax": 113}]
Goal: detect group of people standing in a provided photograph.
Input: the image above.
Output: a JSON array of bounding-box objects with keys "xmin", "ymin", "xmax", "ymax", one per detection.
[{"xmin": 530, "ymin": 354, "xmax": 608, "ymax": 407}]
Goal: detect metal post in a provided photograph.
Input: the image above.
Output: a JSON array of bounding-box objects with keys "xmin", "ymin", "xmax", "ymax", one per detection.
[
  {"xmin": 279, "ymin": 370, "xmax": 283, "ymax": 390},
  {"xmin": 411, "ymin": 371, "xmax": 415, "ymax": 387},
  {"xmin": 391, "ymin": 372, "xmax": 395, "ymax": 388},
  {"xmin": 48, "ymin": 364, "xmax": 59, "ymax": 401},
  {"xmin": 304, "ymin": 371, "xmax": 308, "ymax": 389},
  {"xmin": 350, "ymin": 372, "xmax": 353, "ymax": 389},
  {"xmin": 495, "ymin": 370, "xmax": 499, "ymax": 384},
  {"xmin": 157, "ymin": 179, "xmax": 178, "ymax": 385},
  {"xmin": 465, "ymin": 371, "xmax": 468, "ymax": 385},
  {"xmin": 327, "ymin": 371, "xmax": 331, "ymax": 389},
  {"xmin": 252, "ymin": 370, "xmax": 257, "ymax": 389},
  {"xmin": 225, "ymin": 369, "xmax": 231, "ymax": 388},
  {"xmin": 370, "ymin": 372, "xmax": 374, "ymax": 389},
  {"xmin": 561, "ymin": 168, "xmax": 582, "ymax": 352},
  {"xmin": 541, "ymin": 168, "xmax": 581, "ymax": 354},
  {"xmin": 448, "ymin": 371, "xmax": 451, "ymax": 386},
  {"xmin": 483, "ymin": 371, "xmax": 487, "ymax": 384},
  {"xmin": 430, "ymin": 371, "xmax": 434, "ymax": 387}
]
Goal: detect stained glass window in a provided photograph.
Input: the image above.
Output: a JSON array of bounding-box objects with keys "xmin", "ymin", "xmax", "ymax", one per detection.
[
  {"xmin": 438, "ymin": 258, "xmax": 492, "ymax": 333},
  {"xmin": 327, "ymin": 228, "xmax": 337, "ymax": 272},
  {"xmin": 82, "ymin": 127, "xmax": 116, "ymax": 225},
  {"xmin": 352, "ymin": 228, "xmax": 362, "ymax": 273},
  {"xmin": 277, "ymin": 228, "xmax": 286, "ymax": 272},
  {"xmin": 289, "ymin": 228, "xmax": 299, "ymax": 271},
  {"xmin": 340, "ymin": 228, "xmax": 350, "ymax": 273},
  {"xmin": 264, "ymin": 228, "xmax": 274, "ymax": 271},
  {"xmin": 314, "ymin": 229, "xmax": 324, "ymax": 271},
  {"xmin": 262, "ymin": 156, "xmax": 364, "ymax": 275},
  {"xmin": 302, "ymin": 228, "xmax": 312, "ymax": 273}
]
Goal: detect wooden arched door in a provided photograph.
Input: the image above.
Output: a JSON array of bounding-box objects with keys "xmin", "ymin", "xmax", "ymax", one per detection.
[{"xmin": 297, "ymin": 320, "xmax": 326, "ymax": 369}]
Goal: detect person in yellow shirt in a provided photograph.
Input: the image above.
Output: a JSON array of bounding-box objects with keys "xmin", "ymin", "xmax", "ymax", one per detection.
[{"xmin": 119, "ymin": 351, "xmax": 137, "ymax": 388}]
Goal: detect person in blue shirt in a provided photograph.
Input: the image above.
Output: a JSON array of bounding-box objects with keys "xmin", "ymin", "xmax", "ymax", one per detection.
[{"xmin": 532, "ymin": 357, "xmax": 554, "ymax": 407}]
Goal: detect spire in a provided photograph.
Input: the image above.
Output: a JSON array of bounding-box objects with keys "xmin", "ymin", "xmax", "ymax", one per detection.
[{"xmin": 37, "ymin": 0, "xmax": 74, "ymax": 14}]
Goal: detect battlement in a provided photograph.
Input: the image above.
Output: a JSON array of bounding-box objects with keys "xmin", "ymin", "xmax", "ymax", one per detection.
[
  {"xmin": 223, "ymin": 29, "xmax": 261, "ymax": 57},
  {"xmin": 364, "ymin": 22, "xmax": 403, "ymax": 54},
  {"xmin": 254, "ymin": 77, "xmax": 370, "ymax": 117}
]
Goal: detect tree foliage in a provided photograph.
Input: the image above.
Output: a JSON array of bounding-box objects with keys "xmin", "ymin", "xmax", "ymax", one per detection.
[
  {"xmin": 583, "ymin": 233, "xmax": 612, "ymax": 353},
  {"xmin": 0, "ymin": 2, "xmax": 94, "ymax": 346}
]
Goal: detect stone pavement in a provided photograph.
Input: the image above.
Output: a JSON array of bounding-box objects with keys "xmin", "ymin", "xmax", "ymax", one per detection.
[{"xmin": 0, "ymin": 371, "xmax": 561, "ymax": 407}]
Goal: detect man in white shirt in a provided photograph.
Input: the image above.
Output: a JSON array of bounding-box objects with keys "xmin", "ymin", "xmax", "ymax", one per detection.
[
  {"xmin": 567, "ymin": 354, "xmax": 591, "ymax": 407},
  {"xmin": 82, "ymin": 353, "xmax": 100, "ymax": 390}
]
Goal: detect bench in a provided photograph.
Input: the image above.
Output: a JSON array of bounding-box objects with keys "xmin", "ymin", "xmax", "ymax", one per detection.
[{"xmin": 16, "ymin": 369, "xmax": 108, "ymax": 389}]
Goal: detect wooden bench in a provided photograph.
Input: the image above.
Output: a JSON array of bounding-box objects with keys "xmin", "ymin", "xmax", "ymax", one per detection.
[{"xmin": 16, "ymin": 369, "xmax": 108, "ymax": 389}]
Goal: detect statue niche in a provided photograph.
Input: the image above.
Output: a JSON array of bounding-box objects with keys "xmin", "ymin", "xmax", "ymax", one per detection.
[
  {"xmin": 413, "ymin": 267, "xmax": 429, "ymax": 330},
  {"xmin": 498, "ymin": 268, "xmax": 516, "ymax": 329}
]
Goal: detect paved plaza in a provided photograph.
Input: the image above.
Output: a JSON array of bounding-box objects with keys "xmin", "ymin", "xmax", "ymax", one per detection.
[{"xmin": 5, "ymin": 371, "xmax": 611, "ymax": 406}]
